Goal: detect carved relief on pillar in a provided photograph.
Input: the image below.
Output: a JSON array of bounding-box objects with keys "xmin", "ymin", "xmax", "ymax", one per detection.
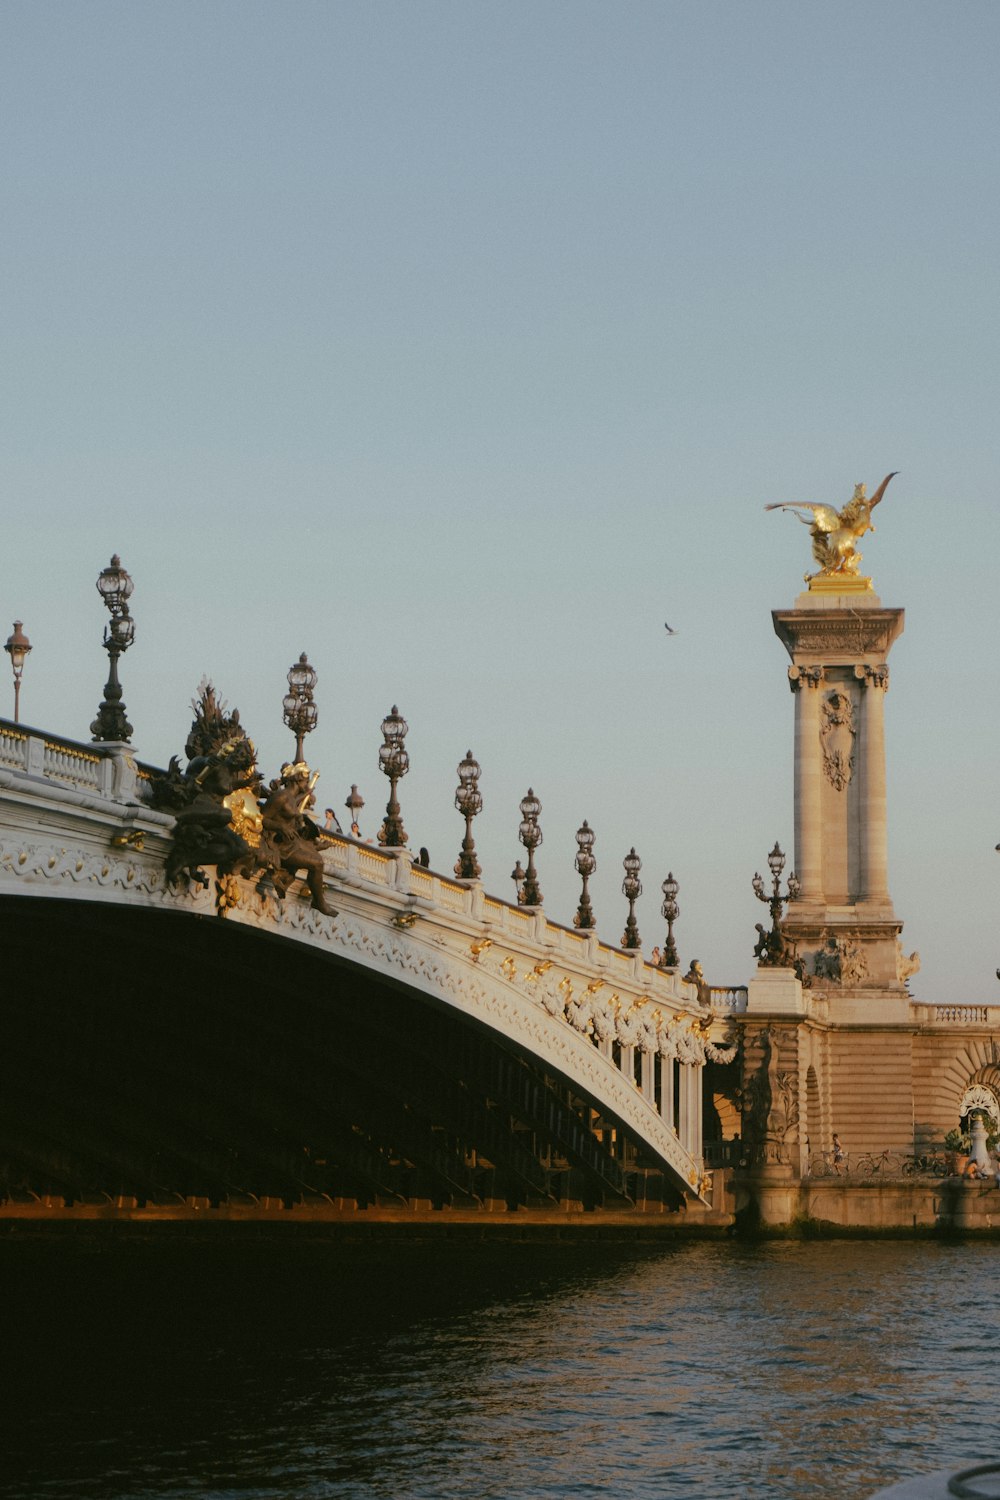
[
  {"xmin": 853, "ymin": 663, "xmax": 890, "ymax": 692},
  {"xmin": 812, "ymin": 931, "xmax": 870, "ymax": 986},
  {"xmin": 740, "ymin": 1026, "xmax": 800, "ymax": 1167},
  {"xmin": 820, "ymin": 689, "xmax": 855, "ymax": 791},
  {"xmin": 787, "ymin": 664, "xmax": 825, "ymax": 693}
]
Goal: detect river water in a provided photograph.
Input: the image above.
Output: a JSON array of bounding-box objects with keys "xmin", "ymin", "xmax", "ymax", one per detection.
[{"xmin": 3, "ymin": 1235, "xmax": 997, "ymax": 1500}]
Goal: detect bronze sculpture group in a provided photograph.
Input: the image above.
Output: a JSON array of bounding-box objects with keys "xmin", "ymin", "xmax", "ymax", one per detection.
[{"xmin": 149, "ymin": 682, "xmax": 333, "ymax": 916}]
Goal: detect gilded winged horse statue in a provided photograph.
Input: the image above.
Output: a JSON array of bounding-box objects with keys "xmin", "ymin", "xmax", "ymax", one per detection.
[{"xmin": 765, "ymin": 473, "xmax": 897, "ymax": 582}]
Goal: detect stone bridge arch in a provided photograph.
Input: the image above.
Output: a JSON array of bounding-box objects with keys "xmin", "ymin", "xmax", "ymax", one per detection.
[{"xmin": 0, "ymin": 741, "xmax": 740, "ymax": 1218}]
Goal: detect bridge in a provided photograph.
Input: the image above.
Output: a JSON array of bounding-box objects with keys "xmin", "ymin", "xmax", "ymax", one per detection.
[{"xmin": 0, "ymin": 717, "xmax": 742, "ymax": 1226}]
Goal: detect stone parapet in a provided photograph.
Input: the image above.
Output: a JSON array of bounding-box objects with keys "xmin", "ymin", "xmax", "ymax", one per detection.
[{"xmin": 745, "ymin": 968, "xmax": 807, "ymax": 1018}]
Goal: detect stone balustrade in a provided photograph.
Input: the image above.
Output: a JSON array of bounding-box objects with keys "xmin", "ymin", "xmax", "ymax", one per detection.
[{"xmin": 930, "ymin": 1005, "xmax": 993, "ymax": 1025}]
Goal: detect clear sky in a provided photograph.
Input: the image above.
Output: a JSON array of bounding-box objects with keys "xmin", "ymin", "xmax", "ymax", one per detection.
[{"xmin": 2, "ymin": 1, "xmax": 998, "ymax": 1003}]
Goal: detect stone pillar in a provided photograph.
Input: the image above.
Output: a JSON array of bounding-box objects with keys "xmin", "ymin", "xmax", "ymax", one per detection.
[
  {"xmin": 788, "ymin": 666, "xmax": 825, "ymax": 902},
  {"xmin": 678, "ymin": 1064, "xmax": 702, "ymax": 1157},
  {"xmin": 772, "ymin": 595, "xmax": 906, "ymax": 997},
  {"xmin": 690, "ymin": 1064, "xmax": 703, "ymax": 1160},
  {"xmin": 659, "ymin": 1054, "xmax": 675, "ymax": 1129},
  {"xmin": 640, "ymin": 1049, "xmax": 655, "ymax": 1103},
  {"xmin": 677, "ymin": 1064, "xmax": 690, "ymax": 1151},
  {"xmin": 855, "ymin": 663, "xmax": 890, "ymax": 903}
]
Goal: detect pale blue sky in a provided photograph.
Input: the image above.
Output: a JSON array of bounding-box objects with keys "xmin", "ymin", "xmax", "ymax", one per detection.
[{"xmin": 2, "ymin": 2, "xmax": 998, "ymax": 1002}]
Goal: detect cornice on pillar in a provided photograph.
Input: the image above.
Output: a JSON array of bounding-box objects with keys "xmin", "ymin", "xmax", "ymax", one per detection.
[{"xmin": 772, "ymin": 607, "xmax": 904, "ymax": 664}]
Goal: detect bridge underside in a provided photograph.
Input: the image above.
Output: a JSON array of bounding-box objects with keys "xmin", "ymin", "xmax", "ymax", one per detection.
[{"xmin": 0, "ymin": 898, "xmax": 694, "ymax": 1222}]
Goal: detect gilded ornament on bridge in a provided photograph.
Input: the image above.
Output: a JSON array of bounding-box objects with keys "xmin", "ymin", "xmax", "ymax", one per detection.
[
  {"xmin": 224, "ymin": 787, "xmax": 262, "ymax": 849},
  {"xmin": 110, "ymin": 829, "xmax": 145, "ymax": 851},
  {"xmin": 215, "ymin": 872, "xmax": 241, "ymax": 918},
  {"xmin": 765, "ymin": 472, "xmax": 897, "ymax": 588}
]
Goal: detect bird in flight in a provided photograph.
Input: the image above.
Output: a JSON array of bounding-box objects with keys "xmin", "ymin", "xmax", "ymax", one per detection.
[{"xmin": 664, "ymin": 623, "xmax": 677, "ymax": 635}]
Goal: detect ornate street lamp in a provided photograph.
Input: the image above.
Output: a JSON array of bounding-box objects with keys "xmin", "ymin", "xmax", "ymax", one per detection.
[
  {"xmin": 345, "ymin": 784, "xmax": 365, "ymax": 837},
  {"xmin": 4, "ymin": 621, "xmax": 31, "ymax": 723},
  {"xmin": 282, "ymin": 652, "xmax": 318, "ymax": 762},
  {"xmin": 573, "ymin": 821, "xmax": 597, "ymax": 929},
  {"xmin": 511, "ymin": 860, "xmax": 526, "ymax": 903},
  {"xmin": 517, "ymin": 789, "xmax": 543, "ymax": 907},
  {"xmin": 752, "ymin": 840, "xmax": 800, "ymax": 966},
  {"xmin": 660, "ymin": 872, "xmax": 680, "ymax": 968},
  {"xmin": 621, "ymin": 848, "xmax": 642, "ymax": 950},
  {"xmin": 378, "ymin": 705, "xmax": 409, "ymax": 846},
  {"xmin": 454, "ymin": 749, "xmax": 483, "ymax": 880},
  {"xmin": 90, "ymin": 555, "xmax": 135, "ymax": 743}
]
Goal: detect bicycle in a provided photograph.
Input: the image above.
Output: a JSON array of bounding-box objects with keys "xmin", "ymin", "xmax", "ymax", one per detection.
[
  {"xmin": 808, "ymin": 1151, "xmax": 849, "ymax": 1178},
  {"xmin": 855, "ymin": 1149, "xmax": 904, "ymax": 1177},
  {"xmin": 902, "ymin": 1152, "xmax": 949, "ymax": 1178}
]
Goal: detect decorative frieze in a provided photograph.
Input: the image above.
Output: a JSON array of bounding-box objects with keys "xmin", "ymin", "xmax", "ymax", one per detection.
[{"xmin": 773, "ymin": 610, "xmax": 903, "ymax": 660}]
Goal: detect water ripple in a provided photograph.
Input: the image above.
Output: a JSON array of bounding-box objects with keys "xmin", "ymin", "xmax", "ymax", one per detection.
[{"xmin": 1, "ymin": 1239, "xmax": 997, "ymax": 1498}]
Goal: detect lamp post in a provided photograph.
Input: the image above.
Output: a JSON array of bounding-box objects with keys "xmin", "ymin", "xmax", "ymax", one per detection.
[
  {"xmin": 752, "ymin": 841, "xmax": 800, "ymax": 966},
  {"xmin": 454, "ymin": 749, "xmax": 483, "ymax": 880},
  {"xmin": 621, "ymin": 848, "xmax": 642, "ymax": 950},
  {"xmin": 511, "ymin": 861, "xmax": 526, "ymax": 903},
  {"xmin": 345, "ymin": 784, "xmax": 365, "ymax": 837},
  {"xmin": 282, "ymin": 652, "xmax": 318, "ymax": 762},
  {"xmin": 90, "ymin": 555, "xmax": 135, "ymax": 743},
  {"xmin": 377, "ymin": 705, "xmax": 409, "ymax": 846},
  {"xmin": 4, "ymin": 621, "xmax": 31, "ymax": 723},
  {"xmin": 573, "ymin": 821, "xmax": 597, "ymax": 929},
  {"xmin": 660, "ymin": 872, "xmax": 680, "ymax": 968},
  {"xmin": 517, "ymin": 789, "xmax": 543, "ymax": 907}
]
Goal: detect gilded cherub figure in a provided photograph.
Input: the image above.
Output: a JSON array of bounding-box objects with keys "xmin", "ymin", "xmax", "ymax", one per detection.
[{"xmin": 765, "ymin": 473, "xmax": 897, "ymax": 581}]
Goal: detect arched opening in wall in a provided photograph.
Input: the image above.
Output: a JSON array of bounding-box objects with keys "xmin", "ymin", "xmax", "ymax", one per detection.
[
  {"xmin": 958, "ymin": 1077, "xmax": 1000, "ymax": 1154},
  {"xmin": 805, "ymin": 1066, "xmax": 822, "ymax": 1163},
  {"xmin": 703, "ymin": 1059, "xmax": 740, "ymax": 1166}
]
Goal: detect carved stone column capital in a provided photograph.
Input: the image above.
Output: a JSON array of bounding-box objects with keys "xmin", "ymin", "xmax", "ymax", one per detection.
[
  {"xmin": 853, "ymin": 663, "xmax": 890, "ymax": 691},
  {"xmin": 787, "ymin": 664, "xmax": 825, "ymax": 693}
]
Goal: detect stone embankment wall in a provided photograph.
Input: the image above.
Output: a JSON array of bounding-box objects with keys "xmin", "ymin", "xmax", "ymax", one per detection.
[{"xmin": 741, "ymin": 1176, "xmax": 1000, "ymax": 1233}]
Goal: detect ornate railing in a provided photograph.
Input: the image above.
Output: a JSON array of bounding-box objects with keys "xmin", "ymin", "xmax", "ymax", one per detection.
[
  {"xmin": 0, "ymin": 718, "xmax": 160, "ymax": 795},
  {"xmin": 932, "ymin": 1005, "xmax": 992, "ymax": 1025},
  {"xmin": 708, "ymin": 985, "xmax": 748, "ymax": 1014}
]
